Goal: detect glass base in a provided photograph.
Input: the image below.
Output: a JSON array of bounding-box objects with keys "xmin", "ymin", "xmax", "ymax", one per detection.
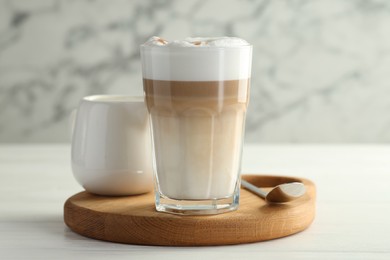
[{"xmin": 154, "ymin": 191, "xmax": 240, "ymax": 216}]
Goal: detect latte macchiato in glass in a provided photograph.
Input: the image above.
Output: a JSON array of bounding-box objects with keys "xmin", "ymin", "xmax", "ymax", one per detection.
[{"xmin": 141, "ymin": 37, "xmax": 252, "ymax": 215}]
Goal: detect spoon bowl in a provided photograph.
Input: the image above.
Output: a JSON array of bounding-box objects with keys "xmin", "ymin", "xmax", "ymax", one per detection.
[
  {"xmin": 241, "ymin": 179, "xmax": 306, "ymax": 203},
  {"xmin": 265, "ymin": 182, "xmax": 306, "ymax": 203}
]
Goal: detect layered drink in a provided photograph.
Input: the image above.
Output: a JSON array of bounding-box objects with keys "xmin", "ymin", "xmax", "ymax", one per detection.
[{"xmin": 141, "ymin": 37, "xmax": 252, "ymax": 215}]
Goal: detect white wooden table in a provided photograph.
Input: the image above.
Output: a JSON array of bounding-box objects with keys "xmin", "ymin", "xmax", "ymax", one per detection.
[{"xmin": 1, "ymin": 144, "xmax": 389, "ymax": 259}]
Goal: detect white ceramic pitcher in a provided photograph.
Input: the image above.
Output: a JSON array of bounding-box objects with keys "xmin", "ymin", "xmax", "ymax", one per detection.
[{"xmin": 71, "ymin": 95, "xmax": 153, "ymax": 196}]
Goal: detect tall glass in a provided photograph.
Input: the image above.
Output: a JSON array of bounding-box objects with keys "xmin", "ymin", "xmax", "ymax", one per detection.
[{"xmin": 141, "ymin": 41, "xmax": 252, "ymax": 215}]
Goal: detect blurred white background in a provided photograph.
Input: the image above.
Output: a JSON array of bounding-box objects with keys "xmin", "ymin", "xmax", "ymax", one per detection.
[{"xmin": 1, "ymin": 0, "xmax": 390, "ymax": 143}]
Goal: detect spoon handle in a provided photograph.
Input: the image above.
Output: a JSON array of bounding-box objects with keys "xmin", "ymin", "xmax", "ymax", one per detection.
[{"xmin": 241, "ymin": 179, "xmax": 267, "ymax": 199}]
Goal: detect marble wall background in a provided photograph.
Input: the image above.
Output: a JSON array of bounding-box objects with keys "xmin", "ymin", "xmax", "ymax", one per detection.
[{"xmin": 1, "ymin": 0, "xmax": 390, "ymax": 143}]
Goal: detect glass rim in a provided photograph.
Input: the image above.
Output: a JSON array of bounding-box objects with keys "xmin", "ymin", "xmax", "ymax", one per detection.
[{"xmin": 140, "ymin": 44, "xmax": 252, "ymax": 51}]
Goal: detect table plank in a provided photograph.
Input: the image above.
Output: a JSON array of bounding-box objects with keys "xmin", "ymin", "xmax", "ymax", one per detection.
[{"xmin": 0, "ymin": 144, "xmax": 389, "ymax": 259}]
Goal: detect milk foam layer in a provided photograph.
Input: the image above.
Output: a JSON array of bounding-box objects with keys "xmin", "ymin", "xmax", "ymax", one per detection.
[
  {"xmin": 143, "ymin": 36, "xmax": 250, "ymax": 47},
  {"xmin": 141, "ymin": 36, "xmax": 252, "ymax": 81}
]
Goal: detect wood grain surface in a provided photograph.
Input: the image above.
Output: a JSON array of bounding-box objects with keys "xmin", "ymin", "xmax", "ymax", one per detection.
[{"xmin": 64, "ymin": 175, "xmax": 316, "ymax": 246}]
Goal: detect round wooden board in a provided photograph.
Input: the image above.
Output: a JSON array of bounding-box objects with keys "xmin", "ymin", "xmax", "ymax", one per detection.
[{"xmin": 64, "ymin": 175, "xmax": 316, "ymax": 246}]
